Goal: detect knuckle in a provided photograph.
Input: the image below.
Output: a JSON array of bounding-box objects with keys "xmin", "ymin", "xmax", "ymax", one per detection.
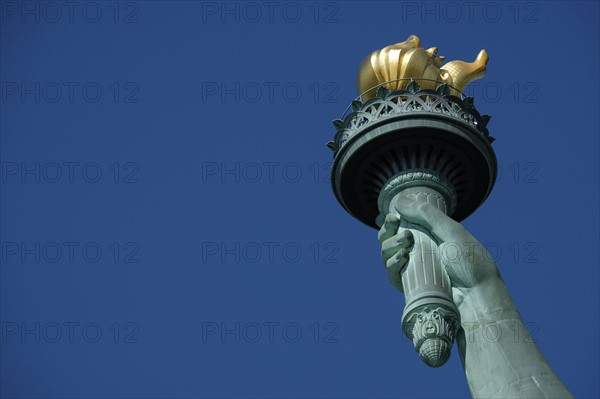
[
  {"xmin": 385, "ymin": 213, "xmax": 398, "ymax": 224},
  {"xmin": 398, "ymin": 229, "xmax": 413, "ymax": 241}
]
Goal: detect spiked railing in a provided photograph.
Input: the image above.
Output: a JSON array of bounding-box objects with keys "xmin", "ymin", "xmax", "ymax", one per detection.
[{"xmin": 327, "ymin": 79, "xmax": 493, "ymax": 157}]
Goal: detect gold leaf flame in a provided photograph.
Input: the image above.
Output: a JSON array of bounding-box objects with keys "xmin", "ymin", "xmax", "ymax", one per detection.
[{"xmin": 356, "ymin": 35, "xmax": 488, "ymax": 99}]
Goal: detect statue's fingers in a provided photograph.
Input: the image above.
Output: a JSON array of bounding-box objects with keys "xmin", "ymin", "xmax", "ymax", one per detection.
[
  {"xmin": 377, "ymin": 212, "xmax": 401, "ymax": 244},
  {"xmin": 381, "ymin": 230, "xmax": 414, "ymax": 264},
  {"xmin": 386, "ymin": 248, "xmax": 410, "ymax": 290}
]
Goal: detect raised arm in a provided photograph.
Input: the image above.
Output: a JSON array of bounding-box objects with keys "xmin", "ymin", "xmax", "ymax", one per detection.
[{"xmin": 379, "ymin": 196, "xmax": 573, "ymax": 398}]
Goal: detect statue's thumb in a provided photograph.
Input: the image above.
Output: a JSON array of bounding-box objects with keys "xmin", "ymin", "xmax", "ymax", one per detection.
[
  {"xmin": 392, "ymin": 195, "xmax": 460, "ymax": 245},
  {"xmin": 391, "ymin": 195, "xmax": 425, "ymax": 223}
]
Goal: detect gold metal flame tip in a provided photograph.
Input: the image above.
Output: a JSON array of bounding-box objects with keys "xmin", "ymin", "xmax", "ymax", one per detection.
[{"xmin": 356, "ymin": 35, "xmax": 488, "ymax": 99}]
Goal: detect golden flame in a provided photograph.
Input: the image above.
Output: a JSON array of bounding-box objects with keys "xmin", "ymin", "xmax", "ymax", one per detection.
[{"xmin": 357, "ymin": 35, "xmax": 488, "ymax": 99}]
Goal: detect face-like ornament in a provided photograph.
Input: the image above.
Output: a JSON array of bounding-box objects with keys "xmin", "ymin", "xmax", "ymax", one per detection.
[
  {"xmin": 417, "ymin": 309, "xmax": 442, "ymax": 337},
  {"xmin": 406, "ymin": 306, "xmax": 460, "ymax": 368}
]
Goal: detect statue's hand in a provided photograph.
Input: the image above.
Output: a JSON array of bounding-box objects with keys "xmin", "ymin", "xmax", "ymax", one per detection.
[
  {"xmin": 377, "ymin": 196, "xmax": 498, "ymax": 291},
  {"xmin": 377, "ymin": 212, "xmax": 413, "ymax": 291}
]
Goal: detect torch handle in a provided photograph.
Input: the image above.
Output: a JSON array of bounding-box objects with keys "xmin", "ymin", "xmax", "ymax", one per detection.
[{"xmin": 387, "ymin": 188, "xmax": 460, "ymax": 367}]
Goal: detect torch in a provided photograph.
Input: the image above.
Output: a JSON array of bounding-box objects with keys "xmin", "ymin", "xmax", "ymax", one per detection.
[{"xmin": 327, "ymin": 35, "xmax": 497, "ymax": 367}]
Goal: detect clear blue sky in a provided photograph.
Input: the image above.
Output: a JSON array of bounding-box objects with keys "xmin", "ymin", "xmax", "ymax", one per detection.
[{"xmin": 1, "ymin": 1, "xmax": 598, "ymax": 398}]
